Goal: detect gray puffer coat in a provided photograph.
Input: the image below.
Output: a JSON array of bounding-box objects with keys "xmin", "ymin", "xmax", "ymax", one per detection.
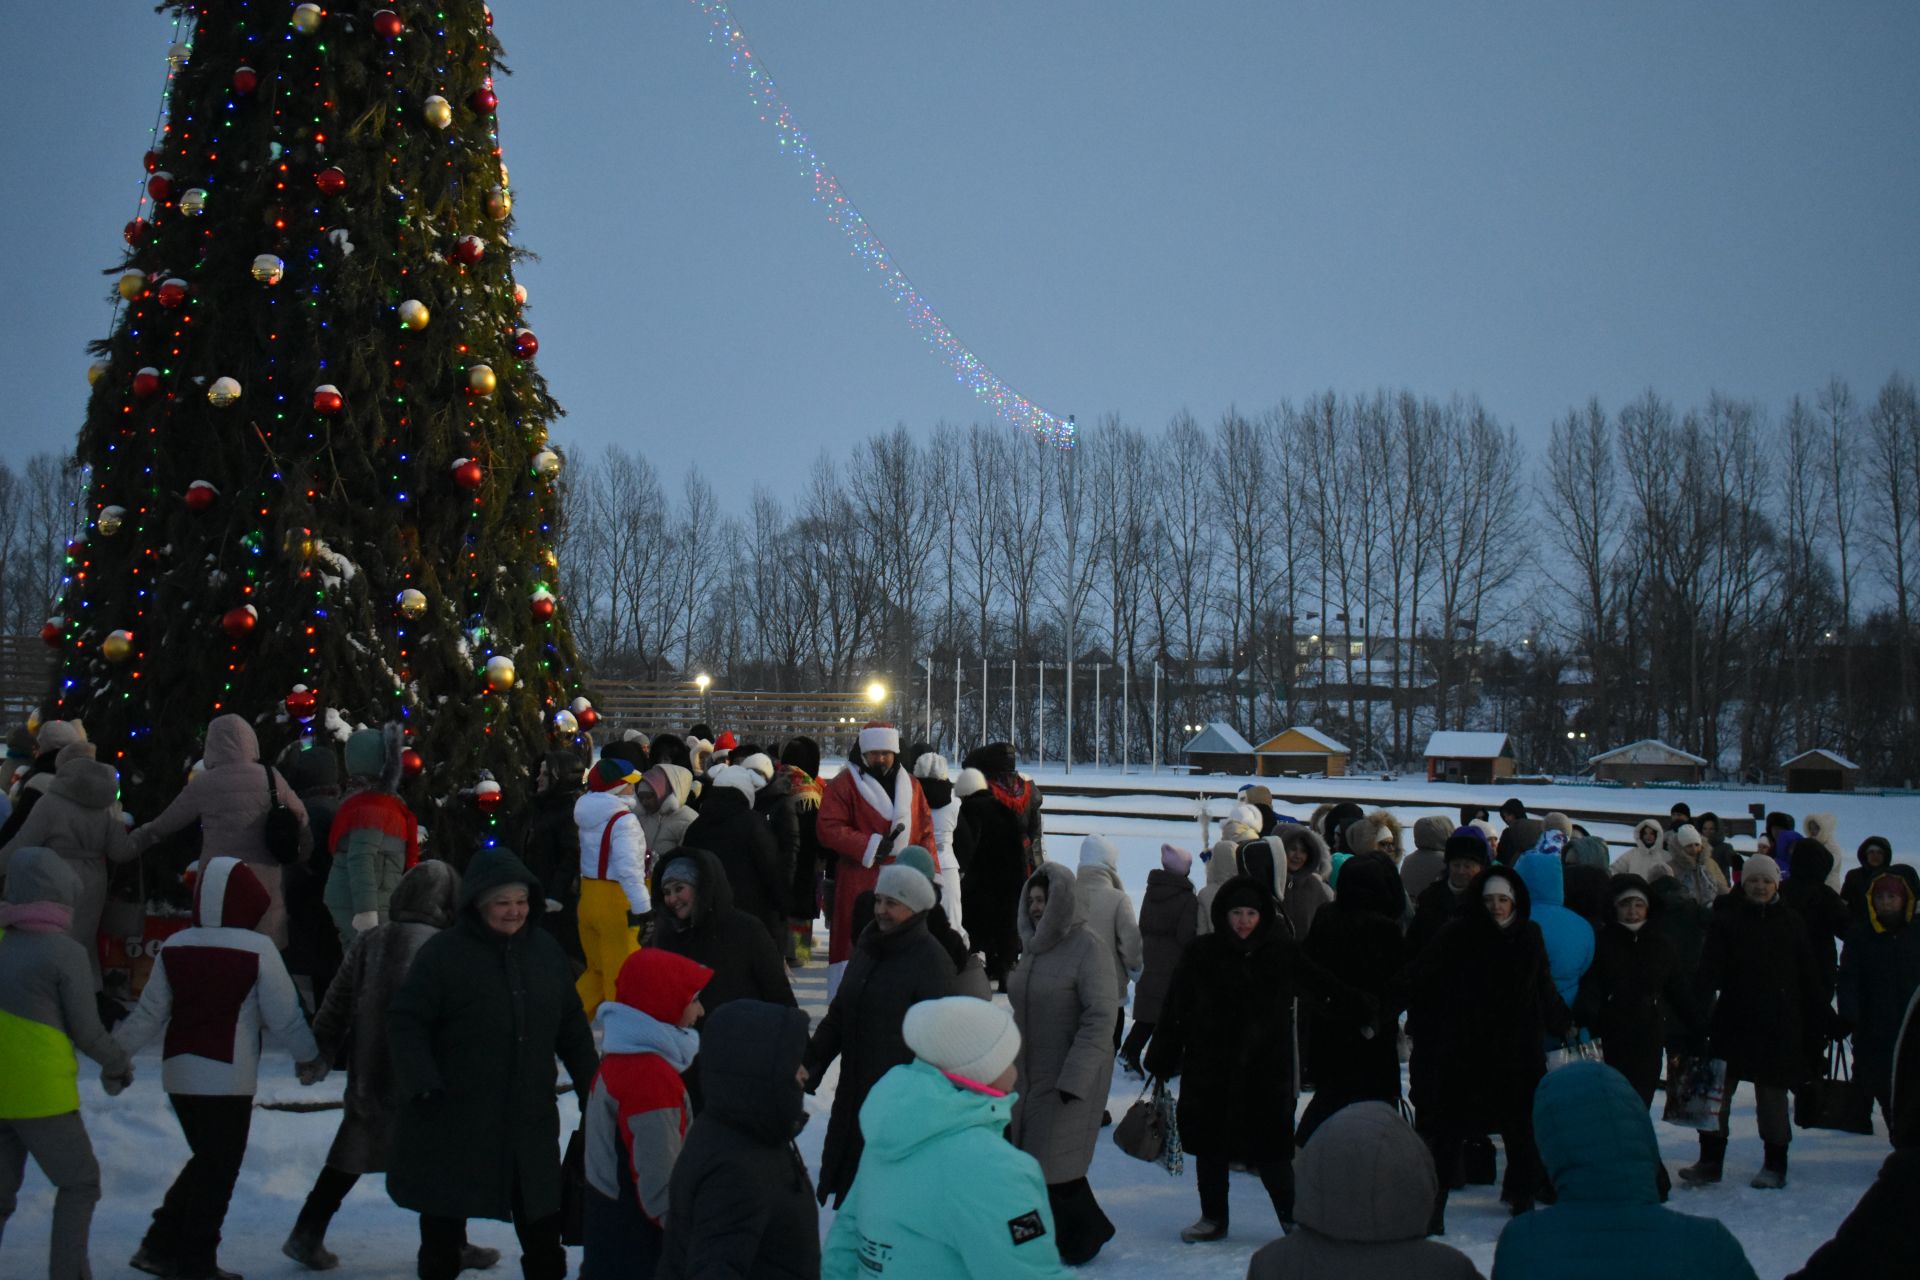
[
  {"xmin": 0, "ymin": 756, "xmax": 135, "ymax": 987},
  {"xmin": 312, "ymin": 859, "xmax": 460, "ymax": 1174},
  {"xmin": 1008, "ymin": 862, "xmax": 1119, "ymax": 1184}
]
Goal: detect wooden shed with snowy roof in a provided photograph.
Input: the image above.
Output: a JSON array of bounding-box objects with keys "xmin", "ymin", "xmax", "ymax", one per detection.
[
  {"xmin": 1589, "ymin": 739, "xmax": 1708, "ymax": 786},
  {"xmin": 1423, "ymin": 731, "xmax": 1516, "ymax": 784},
  {"xmin": 1781, "ymin": 748, "xmax": 1860, "ymax": 794},
  {"xmin": 1253, "ymin": 726, "xmax": 1350, "ymax": 777},
  {"xmin": 1183, "ymin": 722, "xmax": 1257, "ymax": 775}
]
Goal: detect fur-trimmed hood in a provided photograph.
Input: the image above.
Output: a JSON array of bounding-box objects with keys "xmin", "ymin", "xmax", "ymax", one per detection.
[
  {"xmin": 1273, "ymin": 823, "xmax": 1331, "ymax": 878},
  {"xmin": 1018, "ymin": 860, "xmax": 1080, "ymax": 955}
]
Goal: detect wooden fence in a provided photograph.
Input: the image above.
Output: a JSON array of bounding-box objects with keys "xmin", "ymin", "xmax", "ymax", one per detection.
[
  {"xmin": 589, "ymin": 680, "xmax": 883, "ymax": 751},
  {"xmin": 0, "ymin": 635, "xmax": 52, "ymax": 726}
]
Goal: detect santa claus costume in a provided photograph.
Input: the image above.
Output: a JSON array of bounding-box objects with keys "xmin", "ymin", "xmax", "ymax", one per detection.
[{"xmin": 816, "ymin": 722, "xmax": 936, "ymax": 994}]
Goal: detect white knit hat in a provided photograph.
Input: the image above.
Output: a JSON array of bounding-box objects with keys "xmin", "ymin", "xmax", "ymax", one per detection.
[
  {"xmin": 1742, "ymin": 853, "xmax": 1782, "ymax": 885},
  {"xmin": 736, "ymin": 752, "xmax": 775, "ymax": 781},
  {"xmin": 1482, "ymin": 873, "xmax": 1517, "ymax": 900},
  {"xmin": 904, "ymin": 997, "xmax": 1022, "ymax": 1084},
  {"xmin": 874, "ymin": 861, "xmax": 936, "ymax": 914}
]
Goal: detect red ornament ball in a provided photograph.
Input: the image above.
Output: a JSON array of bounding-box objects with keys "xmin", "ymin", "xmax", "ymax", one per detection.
[
  {"xmin": 372, "ymin": 9, "xmax": 404, "ymax": 39},
  {"xmin": 147, "ymin": 171, "xmax": 173, "ymax": 201},
  {"xmin": 474, "ymin": 783, "xmax": 504, "ymax": 815},
  {"xmin": 221, "ymin": 605, "xmax": 258, "ymax": 640},
  {"xmin": 132, "ymin": 368, "xmax": 162, "ymax": 398},
  {"xmin": 312, "ymin": 384, "xmax": 344, "ymax": 415},
  {"xmin": 452, "ymin": 235, "xmax": 485, "ymax": 265},
  {"xmin": 470, "ymin": 87, "xmax": 498, "ymax": 114},
  {"xmin": 314, "ymin": 166, "xmax": 348, "ymax": 197},
  {"xmin": 285, "ymin": 685, "xmax": 320, "ymax": 724},
  {"xmin": 65, "ymin": 539, "xmax": 87, "ymax": 560},
  {"xmin": 232, "ymin": 65, "xmax": 258, "ymax": 95},
  {"xmin": 400, "ymin": 747, "xmax": 425, "ymax": 780},
  {"xmin": 530, "ymin": 593, "xmax": 556, "ymax": 621},
  {"xmin": 123, "ymin": 217, "xmax": 149, "ymax": 246},
  {"xmin": 512, "ymin": 328, "xmax": 538, "ymax": 359},
  {"xmin": 184, "ymin": 480, "xmax": 218, "ymax": 512},
  {"xmin": 143, "ymin": 150, "xmax": 161, "ymax": 174},
  {"xmin": 578, "ymin": 707, "xmax": 600, "ymax": 731},
  {"xmin": 156, "ymin": 278, "xmax": 189, "ymax": 309},
  {"xmin": 39, "ymin": 617, "xmax": 63, "ymax": 648},
  {"xmin": 452, "ymin": 458, "xmax": 485, "ymax": 491}
]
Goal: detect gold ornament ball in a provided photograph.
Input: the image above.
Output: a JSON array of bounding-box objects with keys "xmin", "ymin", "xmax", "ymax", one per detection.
[
  {"xmin": 180, "ymin": 188, "xmax": 208, "ymax": 217},
  {"xmin": 398, "ymin": 299, "xmax": 431, "ymax": 330},
  {"xmin": 87, "ymin": 360, "xmax": 110, "ymax": 386},
  {"xmin": 467, "ymin": 364, "xmax": 497, "ymax": 396},
  {"xmin": 207, "ymin": 376, "xmax": 242, "ymax": 408},
  {"xmin": 539, "ymin": 548, "xmax": 559, "ymax": 572},
  {"xmin": 499, "ymin": 160, "xmax": 510, "ymax": 187},
  {"xmin": 166, "ymin": 41, "xmax": 191, "ymax": 69},
  {"xmin": 97, "ymin": 506, "xmax": 127, "ymax": 537},
  {"xmin": 102, "ymin": 630, "xmax": 134, "ymax": 663},
  {"xmin": 117, "ymin": 270, "xmax": 146, "ymax": 301},
  {"xmin": 251, "ymin": 254, "xmax": 284, "ymax": 285},
  {"xmin": 396, "ymin": 588, "xmax": 429, "ymax": 620},
  {"xmin": 485, "ymin": 186, "xmax": 512, "ymax": 220},
  {"xmin": 291, "ymin": 3, "xmax": 323, "ymax": 35},
  {"xmin": 553, "ymin": 709, "xmax": 578, "ymax": 734},
  {"xmin": 486, "ymin": 655, "xmax": 516, "ymax": 691},
  {"xmin": 532, "ymin": 449, "xmax": 562, "ymax": 479},
  {"xmin": 423, "ymin": 95, "xmax": 453, "ymax": 129}
]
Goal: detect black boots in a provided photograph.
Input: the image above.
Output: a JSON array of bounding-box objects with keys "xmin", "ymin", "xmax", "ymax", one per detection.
[
  {"xmin": 1677, "ymin": 1132, "xmax": 1727, "ymax": 1187},
  {"xmin": 1750, "ymin": 1142, "xmax": 1788, "ymax": 1189}
]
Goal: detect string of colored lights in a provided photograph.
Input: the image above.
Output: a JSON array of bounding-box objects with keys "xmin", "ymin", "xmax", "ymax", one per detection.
[{"xmin": 688, "ymin": 0, "xmax": 1075, "ymax": 449}]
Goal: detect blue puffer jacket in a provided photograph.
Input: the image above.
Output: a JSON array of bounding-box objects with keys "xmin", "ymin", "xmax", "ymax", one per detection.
[
  {"xmin": 1491, "ymin": 1062, "xmax": 1758, "ymax": 1280},
  {"xmin": 1515, "ymin": 849, "xmax": 1596, "ymax": 1012}
]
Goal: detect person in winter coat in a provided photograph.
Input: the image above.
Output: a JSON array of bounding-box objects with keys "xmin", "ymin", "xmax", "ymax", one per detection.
[
  {"xmin": 1409, "ymin": 829, "xmax": 1491, "ymax": 958},
  {"xmin": 1801, "ymin": 813, "xmax": 1848, "ymax": 891},
  {"xmin": 1611, "ymin": 818, "xmax": 1667, "ymax": 880},
  {"xmin": 0, "ymin": 720, "xmax": 86, "ymax": 849},
  {"xmin": 385, "ymin": 849, "xmax": 600, "ymax": 1280},
  {"xmin": 1764, "ymin": 811, "xmax": 1801, "ymax": 878},
  {"xmin": 913, "ymin": 751, "xmax": 966, "ymax": 937},
  {"xmin": 804, "ymin": 859, "xmax": 959, "ymax": 1206},
  {"xmin": 650, "ymin": 849, "xmax": 795, "ymax": 1028},
  {"xmin": 1490, "ymin": 1061, "xmax": 1758, "ymax": 1280},
  {"xmin": 1560, "ymin": 834, "xmax": 1613, "ymax": 928},
  {"xmin": 1403, "ymin": 816, "xmax": 1453, "ymax": 899},
  {"xmin": 0, "ymin": 847, "xmax": 135, "ymax": 1280},
  {"xmin": 1784, "ymin": 986, "xmax": 1920, "ymax": 1280},
  {"xmin": 1274, "ymin": 823, "xmax": 1334, "ymax": 941},
  {"xmin": 1841, "ymin": 835, "xmax": 1918, "ymax": 925},
  {"xmin": 953, "ymin": 766, "xmax": 1024, "ymax": 983},
  {"xmin": 1320, "ymin": 801, "xmax": 1365, "ymax": 859},
  {"xmin": 1680, "ymin": 853, "xmax": 1823, "ymax": 1191},
  {"xmin": 284, "ymin": 860, "xmax": 464, "ymax": 1272},
  {"xmin": 320, "ymin": 725, "xmax": 417, "ymax": 949},
  {"xmin": 961, "ymin": 740, "xmax": 1045, "ymax": 861},
  {"xmin": 1147, "ymin": 875, "xmax": 1369, "ymax": 1242},
  {"xmin": 658, "ymin": 999, "xmax": 818, "ymax": 1280},
  {"xmin": 1407, "ymin": 866, "xmax": 1570, "ymax": 1232},
  {"xmin": 0, "ymin": 747, "xmax": 134, "ymax": 992},
  {"xmin": 1195, "ymin": 808, "xmax": 1258, "ymax": 936},
  {"xmin": 775, "ymin": 738, "xmax": 827, "ymax": 965},
  {"xmin": 1838, "ymin": 872, "xmax": 1920, "ymax": 1126},
  {"xmin": 685, "ymin": 764, "xmax": 788, "ymax": 946},
  {"xmin": 1349, "ymin": 811, "xmax": 1404, "ymax": 864},
  {"xmin": 1247, "ymin": 1101, "xmax": 1484, "ymax": 1280},
  {"xmin": 823, "ymin": 997, "xmax": 1069, "ymax": 1279},
  {"xmin": 817, "ymin": 722, "xmax": 935, "ymax": 994},
  {"xmin": 1514, "ymin": 835, "xmax": 1597, "ymax": 1012},
  {"xmin": 516, "ymin": 749, "xmax": 588, "ymax": 965},
  {"xmin": 129, "ymin": 713, "xmax": 313, "ymax": 948},
  {"xmin": 637, "ymin": 762, "xmax": 697, "ymax": 863},
  {"xmin": 115, "ymin": 856, "xmax": 326, "ymax": 1279},
  {"xmin": 581, "ymin": 947, "xmax": 712, "ymax": 1278},
  {"xmin": 893, "ymin": 844, "xmax": 990, "ymax": 998},
  {"xmin": 1298, "ymin": 852, "xmax": 1408, "ymax": 1144},
  {"xmin": 1497, "ymin": 817, "xmax": 1544, "ymax": 868},
  {"xmin": 1122, "ymin": 842, "xmax": 1197, "ymax": 1074},
  {"xmin": 1695, "ymin": 812, "xmax": 1743, "ymax": 884},
  {"xmin": 277, "ymin": 738, "xmax": 345, "ymax": 1007},
  {"xmin": 1574, "ymin": 876, "xmax": 1690, "ymax": 1108},
  {"xmin": 573, "ymin": 757, "xmax": 652, "ymax": 1016},
  {"xmin": 1008, "ymin": 862, "xmax": 1120, "ymax": 1264},
  {"xmin": 1780, "ymin": 837, "xmax": 1852, "ymax": 1005},
  {"xmin": 1660, "ymin": 824, "xmax": 1730, "ymax": 909},
  {"xmin": 1073, "ymin": 834, "xmax": 1142, "ymax": 1049}
]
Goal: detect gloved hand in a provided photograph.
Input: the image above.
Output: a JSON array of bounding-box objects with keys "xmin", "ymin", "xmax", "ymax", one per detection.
[
  {"xmin": 101, "ymin": 1065, "xmax": 134, "ymax": 1096},
  {"xmin": 350, "ymin": 910, "xmax": 379, "ymax": 934},
  {"xmin": 864, "ymin": 823, "xmax": 907, "ymax": 868},
  {"xmin": 296, "ymin": 1058, "xmax": 330, "ymax": 1086}
]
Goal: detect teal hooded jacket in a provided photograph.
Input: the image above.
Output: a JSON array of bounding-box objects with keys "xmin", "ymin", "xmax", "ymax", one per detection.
[
  {"xmin": 1492, "ymin": 1061, "xmax": 1757, "ymax": 1279},
  {"xmin": 823, "ymin": 1059, "xmax": 1069, "ymax": 1280}
]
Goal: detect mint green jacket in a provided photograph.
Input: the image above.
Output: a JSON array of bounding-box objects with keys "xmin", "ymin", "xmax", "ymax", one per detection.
[{"xmin": 823, "ymin": 1060, "xmax": 1069, "ymax": 1280}]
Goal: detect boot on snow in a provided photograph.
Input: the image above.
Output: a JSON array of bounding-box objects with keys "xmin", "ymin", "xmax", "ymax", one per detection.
[
  {"xmin": 1677, "ymin": 1132, "xmax": 1726, "ymax": 1187},
  {"xmin": 1750, "ymin": 1143, "xmax": 1788, "ymax": 1189}
]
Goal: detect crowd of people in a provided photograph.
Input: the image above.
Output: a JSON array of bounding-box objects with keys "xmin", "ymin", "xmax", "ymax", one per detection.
[{"xmin": 0, "ymin": 712, "xmax": 1915, "ymax": 1279}]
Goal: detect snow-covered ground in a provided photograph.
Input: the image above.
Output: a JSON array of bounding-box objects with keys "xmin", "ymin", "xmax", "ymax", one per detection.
[{"xmin": 8, "ymin": 771, "xmax": 1912, "ymax": 1278}]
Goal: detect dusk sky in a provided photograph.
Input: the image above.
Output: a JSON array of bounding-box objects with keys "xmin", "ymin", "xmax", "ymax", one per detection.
[{"xmin": 5, "ymin": 1, "xmax": 1917, "ymax": 502}]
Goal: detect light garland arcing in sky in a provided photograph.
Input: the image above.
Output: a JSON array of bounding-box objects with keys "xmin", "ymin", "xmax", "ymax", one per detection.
[{"xmin": 690, "ymin": 0, "xmax": 1075, "ymax": 448}]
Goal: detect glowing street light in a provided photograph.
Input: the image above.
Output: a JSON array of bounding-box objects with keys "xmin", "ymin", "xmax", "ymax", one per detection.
[{"xmin": 866, "ymin": 680, "xmax": 888, "ymax": 705}]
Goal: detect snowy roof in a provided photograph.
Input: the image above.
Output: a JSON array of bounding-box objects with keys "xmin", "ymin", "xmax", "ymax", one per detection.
[
  {"xmin": 1780, "ymin": 748, "xmax": 1860, "ymax": 771},
  {"xmin": 1256, "ymin": 726, "xmax": 1350, "ymax": 755},
  {"xmin": 1184, "ymin": 722, "xmax": 1257, "ymax": 756},
  {"xmin": 1423, "ymin": 731, "xmax": 1512, "ymax": 759},
  {"xmin": 1589, "ymin": 739, "xmax": 1709, "ymax": 767}
]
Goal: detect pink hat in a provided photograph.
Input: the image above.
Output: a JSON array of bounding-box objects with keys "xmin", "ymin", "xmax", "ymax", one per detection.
[{"xmin": 1160, "ymin": 843, "xmax": 1193, "ymax": 876}]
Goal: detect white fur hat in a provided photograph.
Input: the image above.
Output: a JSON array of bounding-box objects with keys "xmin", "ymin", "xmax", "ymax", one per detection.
[
  {"xmin": 736, "ymin": 752, "xmax": 775, "ymax": 782},
  {"xmin": 954, "ymin": 767, "xmax": 989, "ymax": 798},
  {"xmin": 912, "ymin": 751, "xmax": 950, "ymax": 782},
  {"xmin": 710, "ymin": 764, "xmax": 763, "ymax": 802},
  {"xmin": 904, "ymin": 996, "xmax": 1022, "ymax": 1085},
  {"xmin": 858, "ymin": 721, "xmax": 901, "ymax": 755},
  {"xmin": 1226, "ymin": 803, "xmax": 1263, "ymax": 835}
]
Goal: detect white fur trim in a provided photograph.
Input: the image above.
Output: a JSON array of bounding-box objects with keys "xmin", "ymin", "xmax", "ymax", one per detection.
[{"xmin": 858, "ymin": 724, "xmax": 901, "ymax": 754}]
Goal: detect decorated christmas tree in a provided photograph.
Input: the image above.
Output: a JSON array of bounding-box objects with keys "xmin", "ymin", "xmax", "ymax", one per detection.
[{"xmin": 50, "ymin": 0, "xmax": 592, "ymax": 848}]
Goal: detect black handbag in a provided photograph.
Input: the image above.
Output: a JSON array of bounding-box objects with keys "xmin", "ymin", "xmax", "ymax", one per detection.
[
  {"xmin": 1112, "ymin": 1080, "xmax": 1166, "ymax": 1163},
  {"xmin": 262, "ymin": 765, "xmax": 304, "ymax": 865},
  {"xmin": 1794, "ymin": 1040, "xmax": 1875, "ymax": 1135}
]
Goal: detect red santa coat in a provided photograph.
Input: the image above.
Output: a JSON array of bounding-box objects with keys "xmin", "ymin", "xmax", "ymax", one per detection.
[{"xmin": 817, "ymin": 762, "xmax": 937, "ymax": 964}]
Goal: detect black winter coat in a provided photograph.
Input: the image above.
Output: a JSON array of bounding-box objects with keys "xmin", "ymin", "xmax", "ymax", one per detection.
[
  {"xmin": 1301, "ymin": 853, "xmax": 1406, "ymax": 1109},
  {"xmin": 649, "ymin": 846, "xmax": 795, "ymax": 1027},
  {"xmin": 386, "ymin": 850, "xmax": 599, "ymax": 1222},
  {"xmin": 1407, "ymin": 877, "xmax": 1471, "ymax": 962},
  {"xmin": 1780, "ymin": 842, "xmax": 1851, "ymax": 1001},
  {"xmin": 515, "ymin": 776, "xmax": 587, "ymax": 963},
  {"xmin": 1145, "ymin": 876, "xmax": 1365, "ymax": 1162},
  {"xmin": 1406, "ymin": 867, "xmax": 1569, "ymax": 1127},
  {"xmin": 804, "ymin": 913, "xmax": 958, "ymax": 1205},
  {"xmin": 1837, "ymin": 906, "xmax": 1920, "ymax": 1098},
  {"xmin": 1694, "ymin": 892, "xmax": 1825, "ymax": 1087},
  {"xmin": 955, "ymin": 789, "xmax": 1030, "ymax": 980},
  {"xmin": 658, "ymin": 1000, "xmax": 819, "ymax": 1280},
  {"xmin": 684, "ymin": 787, "xmax": 788, "ymax": 945},
  {"xmin": 1132, "ymin": 868, "xmax": 1197, "ymax": 1023},
  {"xmin": 1574, "ymin": 906, "xmax": 1690, "ymax": 1104}
]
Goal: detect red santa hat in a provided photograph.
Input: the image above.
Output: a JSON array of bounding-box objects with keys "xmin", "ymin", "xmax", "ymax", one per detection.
[{"xmin": 858, "ymin": 721, "xmax": 901, "ymax": 755}]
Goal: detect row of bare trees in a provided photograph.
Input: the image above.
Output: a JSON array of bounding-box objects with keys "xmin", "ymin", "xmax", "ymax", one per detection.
[{"xmin": 0, "ymin": 453, "xmax": 82, "ymax": 640}]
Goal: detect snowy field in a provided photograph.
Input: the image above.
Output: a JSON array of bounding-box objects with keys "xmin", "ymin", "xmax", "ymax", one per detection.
[{"xmin": 8, "ymin": 770, "xmax": 1913, "ymax": 1278}]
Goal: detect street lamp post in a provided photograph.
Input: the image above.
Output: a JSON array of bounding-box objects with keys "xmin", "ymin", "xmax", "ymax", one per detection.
[{"xmin": 695, "ymin": 672, "xmax": 711, "ymax": 724}]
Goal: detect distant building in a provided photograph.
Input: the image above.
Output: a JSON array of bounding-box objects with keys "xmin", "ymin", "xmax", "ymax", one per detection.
[
  {"xmin": 1183, "ymin": 722, "xmax": 1257, "ymax": 774},
  {"xmin": 1423, "ymin": 730, "xmax": 1516, "ymax": 784},
  {"xmin": 1588, "ymin": 739, "xmax": 1708, "ymax": 786},
  {"xmin": 1253, "ymin": 726, "xmax": 1350, "ymax": 778},
  {"xmin": 1781, "ymin": 748, "xmax": 1860, "ymax": 794}
]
